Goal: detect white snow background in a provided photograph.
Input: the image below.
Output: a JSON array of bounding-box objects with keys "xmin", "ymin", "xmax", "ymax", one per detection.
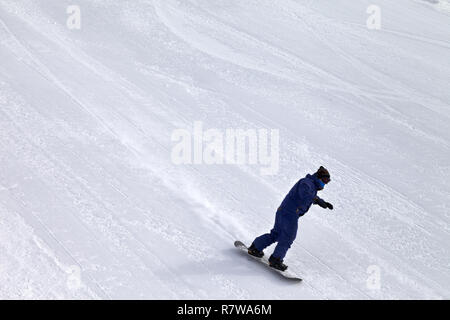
[{"xmin": 0, "ymin": 0, "xmax": 449, "ymax": 299}]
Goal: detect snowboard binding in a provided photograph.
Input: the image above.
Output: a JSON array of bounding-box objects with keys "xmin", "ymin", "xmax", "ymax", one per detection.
[
  {"xmin": 247, "ymin": 243, "xmax": 264, "ymax": 258},
  {"xmin": 269, "ymin": 255, "xmax": 288, "ymax": 271}
]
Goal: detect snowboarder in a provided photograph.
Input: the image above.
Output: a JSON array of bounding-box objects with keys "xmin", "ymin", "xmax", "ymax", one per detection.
[{"xmin": 248, "ymin": 166, "xmax": 334, "ymax": 271}]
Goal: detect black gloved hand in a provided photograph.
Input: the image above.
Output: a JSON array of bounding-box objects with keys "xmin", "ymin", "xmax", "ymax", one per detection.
[
  {"xmin": 314, "ymin": 197, "xmax": 334, "ymax": 210},
  {"xmin": 317, "ymin": 200, "xmax": 333, "ymax": 210},
  {"xmin": 317, "ymin": 201, "xmax": 327, "ymax": 209}
]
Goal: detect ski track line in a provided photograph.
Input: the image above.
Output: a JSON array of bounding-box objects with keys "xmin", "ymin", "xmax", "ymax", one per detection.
[{"xmin": 345, "ymin": 20, "xmax": 450, "ymax": 50}]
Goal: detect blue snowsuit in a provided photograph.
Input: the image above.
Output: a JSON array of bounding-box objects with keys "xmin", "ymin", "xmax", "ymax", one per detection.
[{"xmin": 252, "ymin": 173, "xmax": 326, "ymax": 260}]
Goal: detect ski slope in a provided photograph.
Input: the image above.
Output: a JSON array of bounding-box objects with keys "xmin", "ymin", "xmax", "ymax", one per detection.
[{"xmin": 0, "ymin": 0, "xmax": 449, "ymax": 299}]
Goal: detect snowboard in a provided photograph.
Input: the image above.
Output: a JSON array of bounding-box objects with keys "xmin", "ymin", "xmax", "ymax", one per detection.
[{"xmin": 234, "ymin": 240, "xmax": 302, "ymax": 282}]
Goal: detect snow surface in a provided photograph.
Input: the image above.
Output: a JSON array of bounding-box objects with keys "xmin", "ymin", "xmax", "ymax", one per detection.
[{"xmin": 1, "ymin": 0, "xmax": 449, "ymax": 299}]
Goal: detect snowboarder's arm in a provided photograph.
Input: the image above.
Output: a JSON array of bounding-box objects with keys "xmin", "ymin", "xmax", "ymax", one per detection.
[
  {"xmin": 296, "ymin": 183, "xmax": 316, "ymax": 215},
  {"xmin": 313, "ymin": 196, "xmax": 334, "ymax": 210}
]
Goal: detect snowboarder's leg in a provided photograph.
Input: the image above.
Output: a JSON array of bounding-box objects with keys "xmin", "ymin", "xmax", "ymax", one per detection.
[
  {"xmin": 251, "ymin": 208, "xmax": 283, "ymax": 251},
  {"xmin": 251, "ymin": 230, "xmax": 278, "ymax": 251},
  {"xmin": 271, "ymin": 212, "xmax": 298, "ymax": 261}
]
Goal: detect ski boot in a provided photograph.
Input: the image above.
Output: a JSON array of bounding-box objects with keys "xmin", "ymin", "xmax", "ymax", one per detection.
[
  {"xmin": 269, "ymin": 255, "xmax": 288, "ymax": 271},
  {"xmin": 247, "ymin": 243, "xmax": 264, "ymax": 258}
]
